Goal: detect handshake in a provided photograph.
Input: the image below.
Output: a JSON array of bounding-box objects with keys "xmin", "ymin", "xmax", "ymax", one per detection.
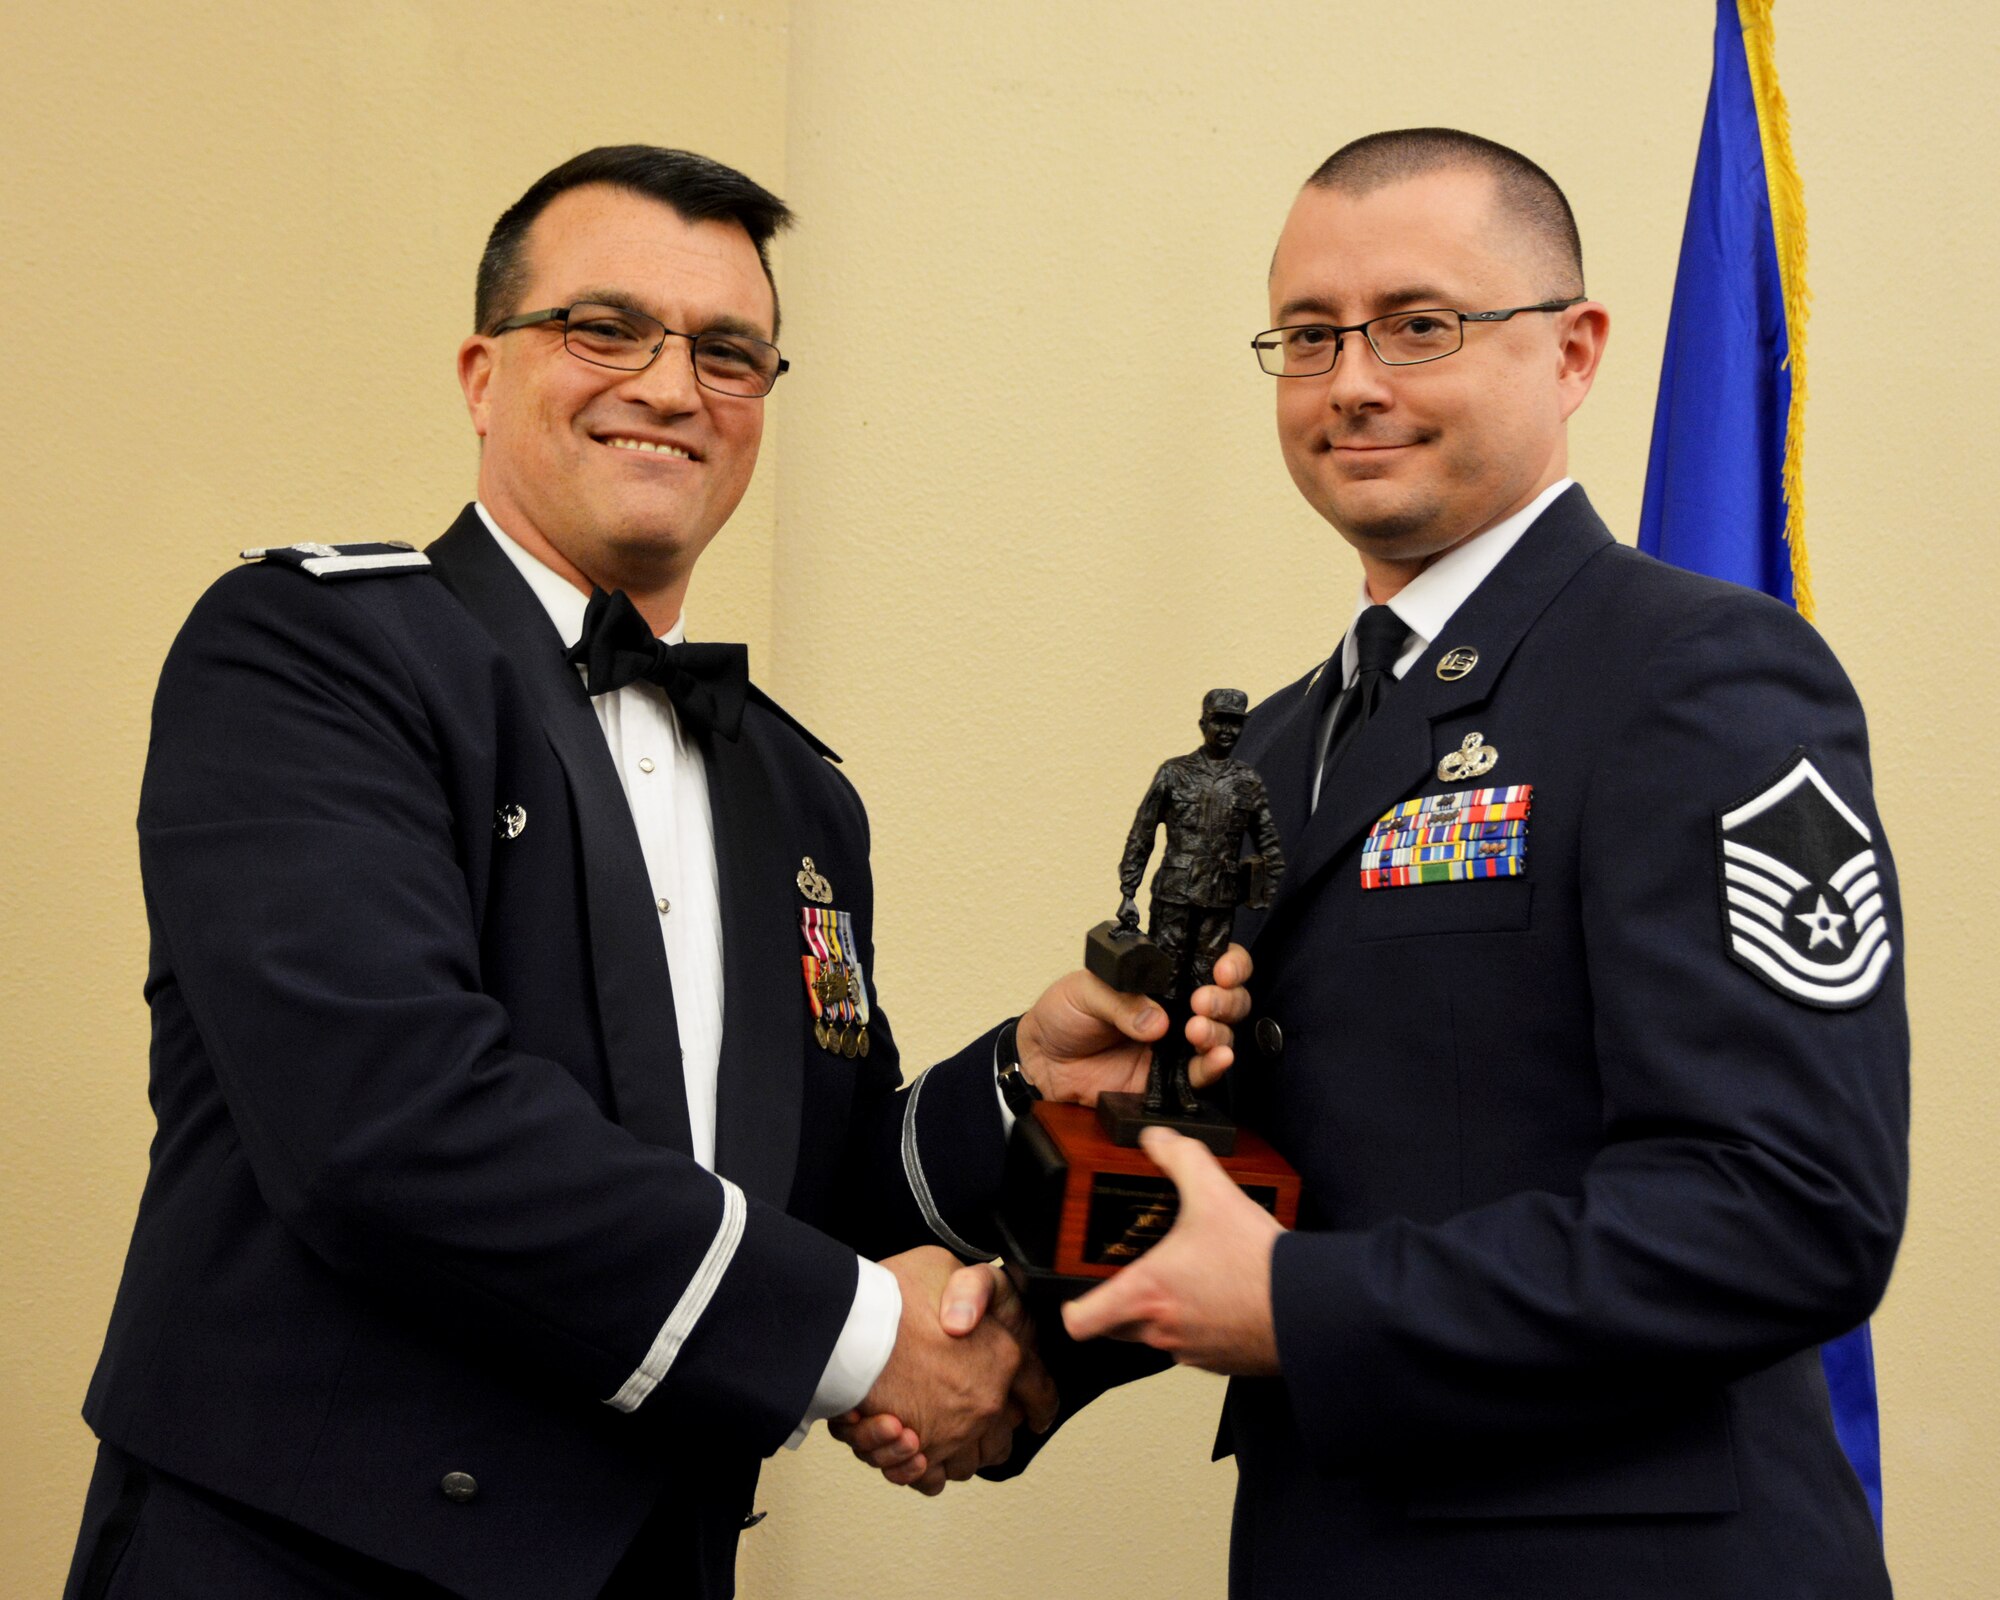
[
  {"xmin": 832, "ymin": 1246, "xmax": 1054, "ymax": 1495},
  {"xmin": 828, "ymin": 943, "xmax": 1271, "ymax": 1494}
]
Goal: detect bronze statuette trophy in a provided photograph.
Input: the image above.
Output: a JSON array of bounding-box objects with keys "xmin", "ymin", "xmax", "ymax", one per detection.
[{"xmin": 996, "ymin": 690, "xmax": 1302, "ymax": 1290}]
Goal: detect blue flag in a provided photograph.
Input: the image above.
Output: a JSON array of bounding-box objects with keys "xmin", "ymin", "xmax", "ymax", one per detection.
[{"xmin": 1640, "ymin": 0, "xmax": 1883, "ymax": 1531}]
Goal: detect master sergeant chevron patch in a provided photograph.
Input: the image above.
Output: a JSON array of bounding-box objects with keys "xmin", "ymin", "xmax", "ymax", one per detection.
[{"xmin": 1717, "ymin": 750, "xmax": 1892, "ymax": 1009}]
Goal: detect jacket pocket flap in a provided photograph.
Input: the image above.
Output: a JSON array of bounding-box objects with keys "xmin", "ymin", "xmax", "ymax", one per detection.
[{"xmin": 1354, "ymin": 877, "xmax": 1534, "ymax": 942}]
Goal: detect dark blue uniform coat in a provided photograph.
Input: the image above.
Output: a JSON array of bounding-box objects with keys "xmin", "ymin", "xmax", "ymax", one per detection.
[
  {"xmin": 75, "ymin": 508, "xmax": 1008, "ymax": 1600},
  {"xmin": 1011, "ymin": 487, "xmax": 1907, "ymax": 1600}
]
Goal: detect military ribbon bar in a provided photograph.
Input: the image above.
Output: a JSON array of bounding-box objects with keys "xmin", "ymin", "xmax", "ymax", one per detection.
[{"xmin": 1362, "ymin": 784, "xmax": 1534, "ymax": 890}]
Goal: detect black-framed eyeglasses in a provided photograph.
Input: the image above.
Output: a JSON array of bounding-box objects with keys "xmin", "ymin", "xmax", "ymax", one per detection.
[
  {"xmin": 488, "ymin": 302, "xmax": 789, "ymax": 397},
  {"xmin": 1251, "ymin": 297, "xmax": 1584, "ymax": 376}
]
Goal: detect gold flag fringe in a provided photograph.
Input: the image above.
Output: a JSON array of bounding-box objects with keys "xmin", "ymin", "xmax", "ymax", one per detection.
[{"xmin": 1738, "ymin": 0, "xmax": 1815, "ymax": 620}]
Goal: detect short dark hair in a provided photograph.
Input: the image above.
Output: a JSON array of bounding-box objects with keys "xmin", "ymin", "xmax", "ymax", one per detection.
[
  {"xmin": 1306, "ymin": 129, "xmax": 1583, "ymax": 296},
  {"xmin": 474, "ymin": 145, "xmax": 794, "ymax": 336}
]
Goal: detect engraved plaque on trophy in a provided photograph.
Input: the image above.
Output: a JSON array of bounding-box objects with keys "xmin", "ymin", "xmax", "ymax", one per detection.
[
  {"xmin": 995, "ymin": 1102, "xmax": 1299, "ymax": 1286},
  {"xmin": 995, "ymin": 690, "xmax": 1302, "ymax": 1292}
]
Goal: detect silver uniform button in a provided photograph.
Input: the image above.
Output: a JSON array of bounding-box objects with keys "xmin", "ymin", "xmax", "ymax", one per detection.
[
  {"xmin": 440, "ymin": 1471, "xmax": 478, "ymax": 1503},
  {"xmin": 657, "ymin": 897, "xmax": 671, "ymax": 915},
  {"xmin": 1255, "ymin": 1017, "xmax": 1284, "ymax": 1057}
]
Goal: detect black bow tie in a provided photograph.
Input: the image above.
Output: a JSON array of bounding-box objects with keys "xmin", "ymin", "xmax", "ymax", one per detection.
[{"xmin": 564, "ymin": 587, "xmax": 750, "ymax": 741}]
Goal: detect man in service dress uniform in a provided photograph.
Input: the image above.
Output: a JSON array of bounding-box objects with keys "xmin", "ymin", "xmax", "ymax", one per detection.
[
  {"xmin": 845, "ymin": 129, "xmax": 1908, "ymax": 1599},
  {"xmin": 63, "ymin": 145, "xmax": 1252, "ymax": 1600}
]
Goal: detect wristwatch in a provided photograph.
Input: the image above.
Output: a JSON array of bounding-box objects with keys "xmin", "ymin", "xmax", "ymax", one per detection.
[{"xmin": 994, "ymin": 1017, "xmax": 1043, "ymax": 1116}]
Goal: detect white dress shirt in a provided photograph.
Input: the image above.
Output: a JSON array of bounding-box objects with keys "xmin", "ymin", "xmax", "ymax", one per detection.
[
  {"xmin": 474, "ymin": 504, "xmax": 897, "ymax": 1438},
  {"xmin": 1313, "ymin": 479, "xmax": 1573, "ymax": 808}
]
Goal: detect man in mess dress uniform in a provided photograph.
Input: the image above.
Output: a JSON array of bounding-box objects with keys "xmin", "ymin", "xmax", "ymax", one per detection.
[{"xmin": 63, "ymin": 145, "xmax": 1251, "ymax": 1600}]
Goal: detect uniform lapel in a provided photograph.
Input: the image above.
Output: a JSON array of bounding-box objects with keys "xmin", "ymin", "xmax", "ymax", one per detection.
[
  {"xmin": 1245, "ymin": 672, "xmax": 1326, "ymax": 860},
  {"xmin": 702, "ymin": 721, "xmax": 803, "ymax": 1208},
  {"xmin": 1232, "ymin": 674, "xmax": 1323, "ymax": 951},
  {"xmin": 1266, "ymin": 487, "xmax": 1615, "ymax": 921},
  {"xmin": 426, "ymin": 507, "xmax": 695, "ymax": 1155},
  {"xmin": 1278, "ymin": 674, "xmax": 1435, "ymax": 905}
]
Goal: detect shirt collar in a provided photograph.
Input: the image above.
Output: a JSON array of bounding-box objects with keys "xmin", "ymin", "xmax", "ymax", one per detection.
[
  {"xmin": 1340, "ymin": 477, "xmax": 1574, "ymax": 684},
  {"xmin": 473, "ymin": 500, "xmax": 686, "ymax": 649}
]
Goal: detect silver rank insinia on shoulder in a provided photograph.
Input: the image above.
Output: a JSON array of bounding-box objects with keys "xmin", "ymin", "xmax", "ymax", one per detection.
[{"xmin": 239, "ymin": 542, "xmax": 431, "ymax": 580}]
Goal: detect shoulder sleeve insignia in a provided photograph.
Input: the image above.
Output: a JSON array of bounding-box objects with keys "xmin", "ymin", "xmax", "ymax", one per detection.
[
  {"xmin": 238, "ymin": 541, "xmax": 431, "ymax": 581},
  {"xmin": 1717, "ymin": 750, "xmax": 1892, "ymax": 1009}
]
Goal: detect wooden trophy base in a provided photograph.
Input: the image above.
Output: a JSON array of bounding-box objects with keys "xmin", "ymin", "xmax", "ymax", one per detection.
[{"xmin": 994, "ymin": 1102, "xmax": 1300, "ymax": 1296}]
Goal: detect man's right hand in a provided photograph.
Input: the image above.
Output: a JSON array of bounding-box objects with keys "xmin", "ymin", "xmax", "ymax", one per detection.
[
  {"xmin": 832, "ymin": 1257, "xmax": 1057, "ymax": 1494},
  {"xmin": 848, "ymin": 1247, "xmax": 1033, "ymax": 1492}
]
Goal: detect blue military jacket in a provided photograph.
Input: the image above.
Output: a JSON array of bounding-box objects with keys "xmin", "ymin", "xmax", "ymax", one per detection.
[
  {"xmin": 1002, "ymin": 487, "xmax": 1907, "ymax": 1600},
  {"xmin": 83, "ymin": 507, "xmax": 1006, "ymax": 1600}
]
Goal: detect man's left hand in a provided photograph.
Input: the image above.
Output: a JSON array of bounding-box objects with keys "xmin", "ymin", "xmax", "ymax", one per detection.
[
  {"xmin": 1018, "ymin": 946, "xmax": 1252, "ymax": 1105},
  {"xmin": 1060, "ymin": 1126, "xmax": 1283, "ymax": 1376}
]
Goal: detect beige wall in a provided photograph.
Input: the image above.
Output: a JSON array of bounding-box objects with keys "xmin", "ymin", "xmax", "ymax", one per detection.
[{"xmin": 4, "ymin": 1, "xmax": 1994, "ymax": 1594}]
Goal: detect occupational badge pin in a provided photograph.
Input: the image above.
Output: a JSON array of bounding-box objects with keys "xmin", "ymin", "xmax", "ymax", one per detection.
[
  {"xmin": 494, "ymin": 804, "xmax": 527, "ymax": 840},
  {"xmin": 796, "ymin": 857, "xmax": 834, "ymax": 903},
  {"xmin": 1435, "ymin": 646, "xmax": 1480, "ymax": 681},
  {"xmin": 1437, "ymin": 732, "xmax": 1499, "ymax": 783},
  {"xmin": 1716, "ymin": 751, "xmax": 1892, "ymax": 1009}
]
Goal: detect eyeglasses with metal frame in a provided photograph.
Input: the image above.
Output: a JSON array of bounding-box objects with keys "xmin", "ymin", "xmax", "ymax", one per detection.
[
  {"xmin": 487, "ymin": 301, "xmax": 790, "ymax": 397},
  {"xmin": 1251, "ymin": 297, "xmax": 1585, "ymax": 377}
]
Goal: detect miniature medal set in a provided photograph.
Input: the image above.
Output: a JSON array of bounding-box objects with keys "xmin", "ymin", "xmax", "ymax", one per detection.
[{"xmin": 795, "ymin": 857, "xmax": 871, "ymax": 1057}]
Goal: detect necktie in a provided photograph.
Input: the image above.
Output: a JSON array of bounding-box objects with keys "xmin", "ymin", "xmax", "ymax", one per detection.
[
  {"xmin": 1315, "ymin": 603, "xmax": 1409, "ymax": 804},
  {"xmin": 564, "ymin": 587, "xmax": 750, "ymax": 742}
]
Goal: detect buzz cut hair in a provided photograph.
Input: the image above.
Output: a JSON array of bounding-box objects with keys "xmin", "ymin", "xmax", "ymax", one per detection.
[
  {"xmin": 1306, "ymin": 128, "xmax": 1584, "ymax": 297},
  {"xmin": 474, "ymin": 144, "xmax": 794, "ymax": 337}
]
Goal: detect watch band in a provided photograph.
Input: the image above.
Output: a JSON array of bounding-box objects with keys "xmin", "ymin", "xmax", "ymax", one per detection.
[{"xmin": 994, "ymin": 1017, "xmax": 1043, "ymax": 1115}]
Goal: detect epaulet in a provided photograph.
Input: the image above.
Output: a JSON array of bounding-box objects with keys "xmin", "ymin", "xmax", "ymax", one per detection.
[
  {"xmin": 746, "ymin": 683, "xmax": 841, "ymax": 764},
  {"xmin": 237, "ymin": 541, "xmax": 432, "ymax": 581}
]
